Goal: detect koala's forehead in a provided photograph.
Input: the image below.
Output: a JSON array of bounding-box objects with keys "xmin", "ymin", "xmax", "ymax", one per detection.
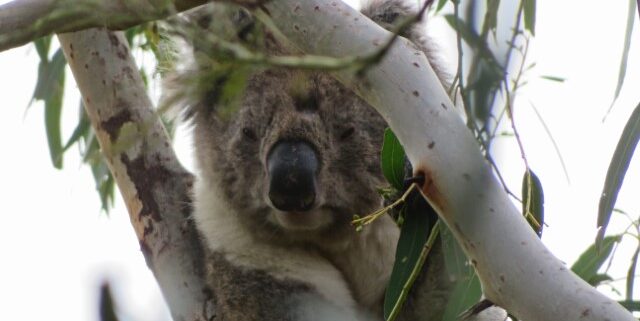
[{"xmin": 241, "ymin": 69, "xmax": 364, "ymax": 115}]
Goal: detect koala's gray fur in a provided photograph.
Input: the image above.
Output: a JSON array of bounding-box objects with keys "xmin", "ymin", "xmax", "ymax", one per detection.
[{"xmin": 167, "ymin": 1, "xmax": 454, "ymax": 320}]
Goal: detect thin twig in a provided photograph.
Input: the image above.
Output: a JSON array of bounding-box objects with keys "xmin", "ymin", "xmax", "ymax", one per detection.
[{"xmin": 352, "ymin": 183, "xmax": 418, "ymax": 229}]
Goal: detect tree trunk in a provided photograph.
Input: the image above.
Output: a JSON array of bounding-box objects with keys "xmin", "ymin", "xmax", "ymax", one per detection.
[{"xmin": 57, "ymin": 29, "xmax": 213, "ymax": 321}]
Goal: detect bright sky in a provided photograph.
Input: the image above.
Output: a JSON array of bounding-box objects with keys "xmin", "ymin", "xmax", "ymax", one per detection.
[{"xmin": 0, "ymin": 1, "xmax": 638, "ymax": 321}]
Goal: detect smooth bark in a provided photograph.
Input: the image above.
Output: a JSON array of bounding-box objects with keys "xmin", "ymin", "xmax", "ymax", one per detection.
[
  {"xmin": 57, "ymin": 29, "xmax": 213, "ymax": 321},
  {"xmin": 0, "ymin": 0, "xmax": 229, "ymax": 51}
]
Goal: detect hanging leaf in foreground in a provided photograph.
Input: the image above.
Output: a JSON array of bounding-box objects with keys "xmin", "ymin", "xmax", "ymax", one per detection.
[
  {"xmin": 597, "ymin": 102, "xmax": 640, "ymax": 248},
  {"xmin": 522, "ymin": 169, "xmax": 544, "ymax": 237}
]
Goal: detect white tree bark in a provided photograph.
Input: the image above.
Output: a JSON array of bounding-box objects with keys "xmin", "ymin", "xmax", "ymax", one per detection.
[
  {"xmin": 57, "ymin": 29, "xmax": 212, "ymax": 321},
  {"xmin": 262, "ymin": 1, "xmax": 634, "ymax": 320}
]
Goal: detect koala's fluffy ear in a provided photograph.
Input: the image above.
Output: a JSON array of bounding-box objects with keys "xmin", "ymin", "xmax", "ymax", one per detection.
[
  {"xmin": 360, "ymin": 0, "xmax": 419, "ymax": 34},
  {"xmin": 361, "ymin": 0, "xmax": 450, "ymax": 88}
]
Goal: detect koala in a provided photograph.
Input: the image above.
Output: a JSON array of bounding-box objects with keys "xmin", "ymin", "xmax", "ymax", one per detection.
[{"xmin": 168, "ymin": 1, "xmax": 454, "ymax": 320}]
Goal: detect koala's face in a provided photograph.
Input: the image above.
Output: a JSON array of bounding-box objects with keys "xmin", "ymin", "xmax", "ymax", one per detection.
[{"xmin": 193, "ymin": 69, "xmax": 387, "ymax": 242}]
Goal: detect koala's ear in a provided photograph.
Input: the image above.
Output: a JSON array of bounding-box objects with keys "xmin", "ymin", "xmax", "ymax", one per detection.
[
  {"xmin": 361, "ymin": 0, "xmax": 451, "ymax": 91},
  {"xmin": 360, "ymin": 0, "xmax": 425, "ymax": 37}
]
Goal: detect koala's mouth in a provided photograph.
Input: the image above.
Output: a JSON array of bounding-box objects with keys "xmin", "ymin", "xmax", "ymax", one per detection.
[{"xmin": 270, "ymin": 208, "xmax": 333, "ymax": 231}]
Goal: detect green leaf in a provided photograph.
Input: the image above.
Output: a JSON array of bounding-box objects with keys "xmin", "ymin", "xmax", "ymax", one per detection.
[
  {"xmin": 441, "ymin": 224, "xmax": 471, "ymax": 279},
  {"xmin": 384, "ymin": 203, "xmax": 438, "ymax": 319},
  {"xmin": 522, "ymin": 169, "xmax": 544, "ymax": 236},
  {"xmin": 626, "ymin": 244, "xmax": 640, "ymax": 299},
  {"xmin": 42, "ymin": 49, "xmax": 67, "ymax": 169},
  {"xmin": 84, "ymin": 133, "xmax": 115, "ymax": 212},
  {"xmin": 442, "ymin": 272, "xmax": 482, "ymax": 321},
  {"xmin": 63, "ymin": 102, "xmax": 91, "ymax": 152},
  {"xmin": 540, "ymin": 75, "xmax": 565, "ymax": 83},
  {"xmin": 381, "ymin": 128, "xmax": 406, "ymax": 190},
  {"xmin": 482, "ymin": 0, "xmax": 500, "ymax": 36},
  {"xmin": 605, "ymin": 0, "xmax": 636, "ymax": 117},
  {"xmin": 33, "ymin": 36, "xmax": 52, "ymax": 61},
  {"xmin": 439, "ymin": 224, "xmax": 482, "ymax": 320},
  {"xmin": 523, "ymin": 0, "xmax": 536, "ymax": 35},
  {"xmin": 571, "ymin": 235, "xmax": 620, "ymax": 283},
  {"xmin": 436, "ymin": 0, "xmax": 448, "ymax": 12},
  {"xmin": 588, "ymin": 273, "xmax": 613, "ymax": 287},
  {"xmin": 597, "ymin": 102, "xmax": 640, "ymax": 246},
  {"xmin": 444, "ymin": 14, "xmax": 481, "ymax": 48},
  {"xmin": 619, "ymin": 300, "xmax": 640, "ymax": 312}
]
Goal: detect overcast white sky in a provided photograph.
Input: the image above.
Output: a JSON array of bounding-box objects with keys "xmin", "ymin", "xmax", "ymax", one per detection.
[{"xmin": 0, "ymin": 1, "xmax": 639, "ymax": 320}]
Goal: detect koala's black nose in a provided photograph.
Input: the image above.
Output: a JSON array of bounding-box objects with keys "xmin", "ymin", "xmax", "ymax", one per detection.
[{"xmin": 267, "ymin": 141, "xmax": 319, "ymax": 212}]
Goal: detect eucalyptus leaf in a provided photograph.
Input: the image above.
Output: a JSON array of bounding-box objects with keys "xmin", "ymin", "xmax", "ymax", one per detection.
[
  {"xmin": 436, "ymin": 0, "xmax": 448, "ymax": 12},
  {"xmin": 588, "ymin": 273, "xmax": 613, "ymax": 287},
  {"xmin": 605, "ymin": 0, "xmax": 636, "ymax": 117},
  {"xmin": 444, "ymin": 14, "xmax": 481, "ymax": 48},
  {"xmin": 523, "ymin": 0, "xmax": 536, "ymax": 35},
  {"xmin": 442, "ymin": 272, "xmax": 482, "ymax": 321},
  {"xmin": 381, "ymin": 128, "xmax": 406, "ymax": 190},
  {"xmin": 483, "ymin": 0, "xmax": 500, "ymax": 36},
  {"xmin": 571, "ymin": 235, "xmax": 620, "ymax": 283},
  {"xmin": 63, "ymin": 103, "xmax": 91, "ymax": 152},
  {"xmin": 619, "ymin": 300, "xmax": 640, "ymax": 312},
  {"xmin": 42, "ymin": 49, "xmax": 67, "ymax": 169},
  {"xmin": 440, "ymin": 224, "xmax": 482, "ymax": 320},
  {"xmin": 597, "ymin": 102, "xmax": 640, "ymax": 247},
  {"xmin": 522, "ymin": 169, "xmax": 544, "ymax": 236},
  {"xmin": 384, "ymin": 200, "xmax": 437, "ymax": 319},
  {"xmin": 33, "ymin": 36, "xmax": 52, "ymax": 61},
  {"xmin": 540, "ymin": 75, "xmax": 565, "ymax": 83},
  {"xmin": 626, "ymin": 244, "xmax": 640, "ymax": 300}
]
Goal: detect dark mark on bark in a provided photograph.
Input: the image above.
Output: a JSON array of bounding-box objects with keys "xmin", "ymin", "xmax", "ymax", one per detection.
[
  {"xmin": 140, "ymin": 240, "xmax": 153, "ymax": 269},
  {"xmin": 441, "ymin": 103, "xmax": 447, "ymax": 110},
  {"xmin": 101, "ymin": 109, "xmax": 132, "ymax": 142},
  {"xmin": 462, "ymin": 173, "xmax": 471, "ymax": 181},
  {"xmin": 108, "ymin": 33, "xmax": 120, "ymax": 47},
  {"xmin": 143, "ymin": 221, "xmax": 154, "ymax": 237},
  {"xmin": 413, "ymin": 62, "xmax": 419, "ymax": 67},
  {"xmin": 428, "ymin": 141, "xmax": 435, "ymax": 149},
  {"xmin": 412, "ymin": 90, "xmax": 419, "ymax": 97},
  {"xmin": 122, "ymin": 66, "xmax": 134, "ymax": 79},
  {"xmin": 419, "ymin": 168, "xmax": 447, "ymax": 213},
  {"xmin": 120, "ymin": 154, "xmax": 170, "ymax": 222}
]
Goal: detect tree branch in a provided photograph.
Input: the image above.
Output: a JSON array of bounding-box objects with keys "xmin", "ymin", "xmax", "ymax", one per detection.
[
  {"xmin": 261, "ymin": 1, "xmax": 635, "ymax": 320},
  {"xmin": 57, "ymin": 29, "xmax": 211, "ymax": 321},
  {"xmin": 0, "ymin": 0, "xmax": 249, "ymax": 51}
]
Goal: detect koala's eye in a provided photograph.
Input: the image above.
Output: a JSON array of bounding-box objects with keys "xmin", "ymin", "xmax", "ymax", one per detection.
[
  {"xmin": 339, "ymin": 127, "xmax": 355, "ymax": 141},
  {"xmin": 242, "ymin": 127, "xmax": 257, "ymax": 141},
  {"xmin": 293, "ymin": 92, "xmax": 320, "ymax": 113}
]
